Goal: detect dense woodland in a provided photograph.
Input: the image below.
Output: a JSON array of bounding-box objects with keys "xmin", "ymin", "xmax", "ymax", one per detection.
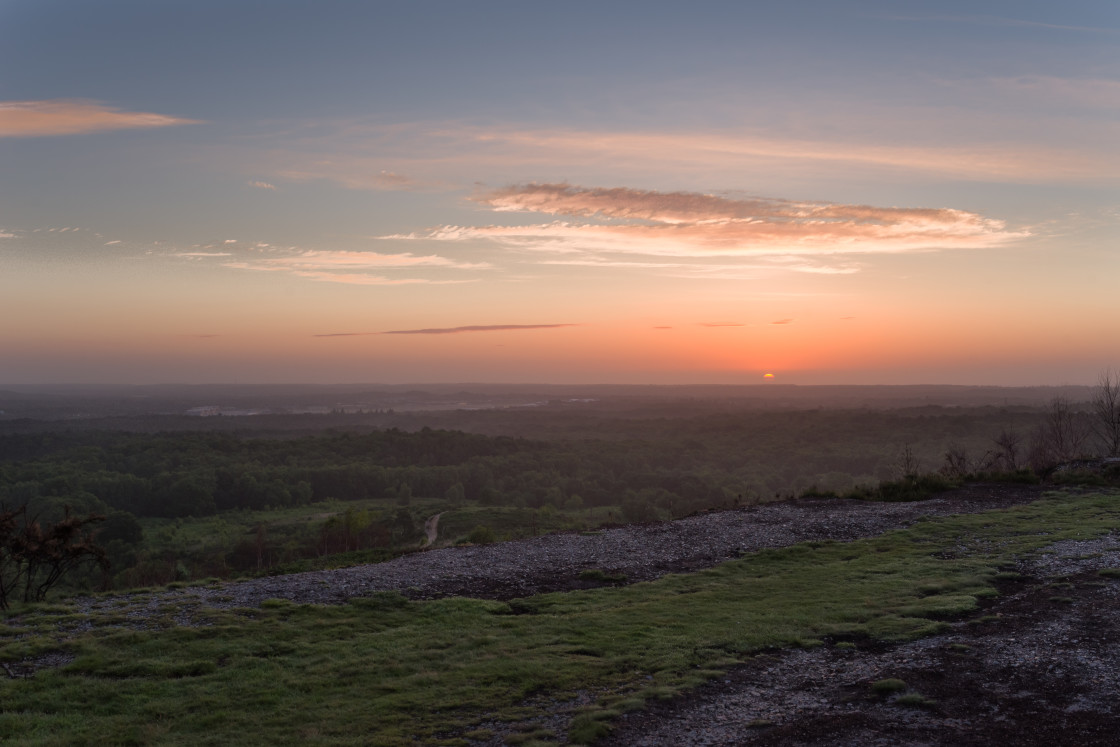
[{"xmin": 1, "ymin": 384, "xmax": 1117, "ymax": 593}]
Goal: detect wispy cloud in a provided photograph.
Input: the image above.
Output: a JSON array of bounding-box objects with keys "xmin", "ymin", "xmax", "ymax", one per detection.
[
  {"xmin": 217, "ymin": 248, "xmax": 490, "ymax": 286},
  {"xmin": 382, "ymin": 324, "xmax": 576, "ymax": 335},
  {"xmin": 887, "ymin": 14, "xmax": 1119, "ymax": 35},
  {"xmin": 236, "ymin": 113, "xmax": 1117, "ymax": 196},
  {"xmin": 248, "ymin": 180, "xmax": 277, "ymax": 190},
  {"xmin": 771, "ymin": 319, "xmax": 795, "ymax": 325},
  {"xmin": 983, "ymin": 76, "xmax": 1120, "ymax": 110},
  {"xmin": 439, "ymin": 125, "xmax": 1115, "ymax": 183},
  {"xmin": 394, "ymin": 183, "xmax": 1025, "ymax": 262},
  {"xmin": 287, "ymin": 271, "xmax": 473, "ymax": 286},
  {"xmin": 314, "ymin": 324, "xmax": 575, "ymax": 337},
  {"xmin": 0, "ymin": 99, "xmax": 201, "ymax": 137},
  {"xmin": 274, "ymin": 162, "xmax": 428, "ymax": 191}
]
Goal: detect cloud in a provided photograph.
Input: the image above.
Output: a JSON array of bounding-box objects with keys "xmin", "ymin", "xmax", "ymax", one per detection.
[
  {"xmin": 440, "ymin": 126, "xmax": 1116, "ymax": 183},
  {"xmin": 985, "ymin": 76, "xmax": 1120, "ymax": 110},
  {"xmin": 0, "ymin": 99, "xmax": 201, "ymax": 137},
  {"xmin": 886, "ymin": 13, "xmax": 1119, "ymax": 35},
  {"xmin": 216, "ymin": 248, "xmax": 490, "ymax": 286},
  {"xmin": 233, "ymin": 111, "xmax": 1118, "ymax": 200},
  {"xmin": 288, "ymin": 271, "xmax": 473, "ymax": 286},
  {"xmin": 264, "ymin": 250, "xmax": 488, "ymax": 270},
  {"xmin": 382, "ymin": 324, "xmax": 577, "ymax": 335},
  {"xmin": 176, "ymin": 251, "xmax": 232, "ymax": 257},
  {"xmin": 274, "ymin": 163, "xmax": 428, "ymax": 192},
  {"xmin": 771, "ymin": 319, "xmax": 795, "ymax": 325},
  {"xmin": 397, "ymin": 183, "xmax": 1025, "ymax": 261},
  {"xmin": 248, "ymin": 180, "xmax": 277, "ymax": 190}
]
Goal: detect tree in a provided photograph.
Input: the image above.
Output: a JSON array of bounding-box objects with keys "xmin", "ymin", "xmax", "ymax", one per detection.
[
  {"xmin": 1091, "ymin": 368, "xmax": 1120, "ymax": 457},
  {"xmin": 1029, "ymin": 396, "xmax": 1092, "ymax": 470},
  {"xmin": 0, "ymin": 505, "xmax": 108, "ymax": 609},
  {"xmin": 991, "ymin": 427, "xmax": 1022, "ymax": 471}
]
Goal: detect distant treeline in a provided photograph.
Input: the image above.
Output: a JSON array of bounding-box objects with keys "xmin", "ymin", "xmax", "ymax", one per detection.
[
  {"xmin": 0, "ymin": 406, "xmax": 1066, "ymax": 523},
  {"xmin": 4, "ymin": 401, "xmax": 1115, "ymax": 588}
]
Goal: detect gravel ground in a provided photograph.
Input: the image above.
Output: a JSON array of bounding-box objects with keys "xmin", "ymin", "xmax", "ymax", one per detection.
[
  {"xmin": 75, "ymin": 484, "xmax": 1043, "ymax": 619},
  {"xmin": 600, "ymin": 531, "xmax": 1120, "ymax": 746},
  {"xmin": 57, "ymin": 482, "xmax": 1120, "ymax": 745}
]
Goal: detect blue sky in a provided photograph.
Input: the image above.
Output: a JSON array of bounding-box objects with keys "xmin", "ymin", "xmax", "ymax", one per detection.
[{"xmin": 1, "ymin": 1, "xmax": 1117, "ymax": 384}]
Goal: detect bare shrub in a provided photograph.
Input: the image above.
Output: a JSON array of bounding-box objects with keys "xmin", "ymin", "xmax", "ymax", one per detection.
[
  {"xmin": 940, "ymin": 444, "xmax": 971, "ymax": 478},
  {"xmin": 990, "ymin": 427, "xmax": 1022, "ymax": 472},
  {"xmin": 0, "ymin": 505, "xmax": 108, "ymax": 609},
  {"xmin": 1028, "ymin": 396, "xmax": 1093, "ymax": 470},
  {"xmin": 896, "ymin": 444, "xmax": 921, "ymax": 479},
  {"xmin": 1091, "ymin": 368, "xmax": 1120, "ymax": 457}
]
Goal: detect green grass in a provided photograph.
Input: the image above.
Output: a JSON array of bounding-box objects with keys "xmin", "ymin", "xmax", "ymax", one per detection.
[
  {"xmin": 870, "ymin": 678, "xmax": 908, "ymax": 695},
  {"xmin": 2, "ymin": 490, "xmax": 1118, "ymax": 745}
]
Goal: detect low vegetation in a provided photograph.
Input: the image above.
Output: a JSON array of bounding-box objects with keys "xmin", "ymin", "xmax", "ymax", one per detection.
[
  {"xmin": 2, "ymin": 489, "xmax": 1118, "ymax": 744},
  {"xmin": 3, "ymin": 394, "xmax": 1119, "ymax": 592}
]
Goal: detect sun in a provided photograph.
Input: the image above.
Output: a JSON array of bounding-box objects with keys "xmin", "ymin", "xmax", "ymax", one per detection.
[{"xmin": 763, "ymin": 373, "xmax": 775, "ymax": 379}]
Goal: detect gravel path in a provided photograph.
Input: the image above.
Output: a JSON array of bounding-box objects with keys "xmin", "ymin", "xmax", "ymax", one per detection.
[{"xmin": 77, "ymin": 484, "xmax": 1042, "ymax": 617}]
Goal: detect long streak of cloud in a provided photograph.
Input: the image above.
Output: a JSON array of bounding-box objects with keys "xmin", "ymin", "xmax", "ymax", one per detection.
[
  {"xmin": 382, "ymin": 324, "xmax": 576, "ymax": 335},
  {"xmin": 0, "ymin": 99, "xmax": 201, "ymax": 137},
  {"xmin": 314, "ymin": 324, "xmax": 575, "ymax": 337},
  {"xmin": 219, "ymin": 249, "xmax": 489, "ymax": 286},
  {"xmin": 390, "ymin": 183, "xmax": 1024, "ymax": 259}
]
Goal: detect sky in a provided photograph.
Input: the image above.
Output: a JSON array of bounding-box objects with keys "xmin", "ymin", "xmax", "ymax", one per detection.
[{"xmin": 0, "ymin": 0, "xmax": 1117, "ymax": 386}]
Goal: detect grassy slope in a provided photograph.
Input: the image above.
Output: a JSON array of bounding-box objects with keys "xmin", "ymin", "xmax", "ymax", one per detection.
[{"xmin": 2, "ymin": 489, "xmax": 1118, "ymax": 745}]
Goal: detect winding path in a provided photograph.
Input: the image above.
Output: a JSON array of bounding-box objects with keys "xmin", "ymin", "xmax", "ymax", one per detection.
[{"xmin": 423, "ymin": 512, "xmax": 444, "ymax": 547}]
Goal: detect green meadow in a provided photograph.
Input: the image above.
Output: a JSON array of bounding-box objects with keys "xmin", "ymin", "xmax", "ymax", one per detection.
[{"xmin": 2, "ymin": 489, "xmax": 1118, "ymax": 745}]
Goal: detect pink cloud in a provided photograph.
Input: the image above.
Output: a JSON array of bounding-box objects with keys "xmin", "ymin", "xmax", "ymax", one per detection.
[
  {"xmin": 0, "ymin": 99, "xmax": 201, "ymax": 137},
  {"xmin": 396, "ymin": 183, "xmax": 1025, "ymax": 260},
  {"xmin": 219, "ymin": 249, "xmax": 489, "ymax": 285}
]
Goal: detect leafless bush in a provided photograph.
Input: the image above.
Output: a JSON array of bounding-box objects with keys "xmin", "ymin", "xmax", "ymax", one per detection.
[
  {"xmin": 896, "ymin": 443, "xmax": 921, "ymax": 479},
  {"xmin": 940, "ymin": 444, "xmax": 972, "ymax": 478},
  {"xmin": 990, "ymin": 427, "xmax": 1022, "ymax": 471},
  {"xmin": 1028, "ymin": 396, "xmax": 1093, "ymax": 470},
  {"xmin": 0, "ymin": 505, "xmax": 108, "ymax": 610},
  {"xmin": 1091, "ymin": 368, "xmax": 1120, "ymax": 457}
]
